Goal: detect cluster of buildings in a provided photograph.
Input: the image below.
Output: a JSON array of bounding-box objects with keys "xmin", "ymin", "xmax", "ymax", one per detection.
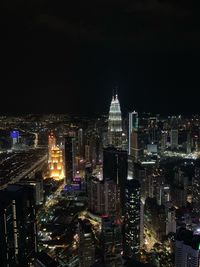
[{"xmin": 2, "ymin": 92, "xmax": 200, "ymax": 266}]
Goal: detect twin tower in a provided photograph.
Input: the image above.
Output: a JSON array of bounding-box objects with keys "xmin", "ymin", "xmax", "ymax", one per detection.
[{"xmin": 107, "ymin": 93, "xmax": 123, "ymax": 148}]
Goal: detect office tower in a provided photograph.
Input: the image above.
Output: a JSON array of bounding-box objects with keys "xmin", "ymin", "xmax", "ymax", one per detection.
[
  {"xmin": 88, "ymin": 177, "xmax": 105, "ymax": 214},
  {"xmin": 166, "ymin": 207, "xmax": 176, "ymax": 235},
  {"xmin": 193, "ymin": 135, "xmax": 199, "ymax": 152},
  {"xmin": 171, "ymin": 129, "xmax": 179, "ymax": 149},
  {"xmin": 128, "ymin": 111, "xmax": 143, "ymax": 162},
  {"xmin": 172, "ymin": 169, "xmax": 188, "ymax": 208},
  {"xmin": 156, "ymin": 184, "xmax": 170, "ymax": 206},
  {"xmin": 48, "ymin": 133, "xmax": 64, "ymax": 180},
  {"xmin": 18, "ymin": 171, "xmax": 44, "ymax": 206},
  {"xmin": 108, "ymin": 93, "xmax": 122, "ymax": 148},
  {"xmin": 175, "ymin": 227, "xmax": 200, "ymax": 267},
  {"xmin": 103, "ymin": 146, "xmax": 127, "ymax": 214},
  {"xmin": 101, "ymin": 217, "xmax": 123, "ymax": 265},
  {"xmin": 48, "ymin": 145, "xmax": 64, "ymax": 180},
  {"xmin": 0, "ymin": 199, "xmax": 15, "ymax": 267},
  {"xmin": 161, "ymin": 130, "xmax": 168, "ymax": 152},
  {"xmin": 78, "ymin": 128, "xmax": 83, "ymax": 157},
  {"xmin": 124, "ymin": 179, "xmax": 141, "ymax": 258},
  {"xmin": 85, "ymin": 132, "xmax": 101, "ymax": 166},
  {"xmin": 0, "ymin": 185, "xmax": 37, "ymax": 267},
  {"xmin": 88, "ymin": 177, "xmax": 120, "ymax": 216},
  {"xmin": 128, "ymin": 111, "xmax": 139, "ymax": 155},
  {"xmin": 148, "ymin": 117, "xmax": 158, "ymax": 144},
  {"xmin": 64, "ymin": 135, "xmax": 75, "ymax": 184},
  {"xmin": 187, "ymin": 131, "xmax": 192, "ymax": 154},
  {"xmin": 103, "ymin": 146, "xmax": 127, "ymax": 186},
  {"xmin": 192, "ymin": 167, "xmax": 200, "ymax": 214},
  {"xmin": 78, "ymin": 220, "xmax": 95, "ymax": 267},
  {"xmin": 85, "ymin": 144, "xmax": 90, "ymax": 162}
]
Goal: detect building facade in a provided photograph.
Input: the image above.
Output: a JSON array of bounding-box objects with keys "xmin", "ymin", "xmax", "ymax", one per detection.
[{"xmin": 108, "ymin": 94, "xmax": 122, "ymax": 148}]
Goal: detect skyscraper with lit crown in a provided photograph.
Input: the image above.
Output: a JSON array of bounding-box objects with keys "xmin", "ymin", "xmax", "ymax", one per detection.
[{"xmin": 108, "ymin": 92, "xmax": 122, "ymax": 148}]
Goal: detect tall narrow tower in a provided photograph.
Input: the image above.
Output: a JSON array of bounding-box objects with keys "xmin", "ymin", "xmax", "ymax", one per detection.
[
  {"xmin": 124, "ymin": 179, "xmax": 141, "ymax": 258},
  {"xmin": 128, "ymin": 111, "xmax": 139, "ymax": 156},
  {"xmin": 108, "ymin": 93, "xmax": 122, "ymax": 148}
]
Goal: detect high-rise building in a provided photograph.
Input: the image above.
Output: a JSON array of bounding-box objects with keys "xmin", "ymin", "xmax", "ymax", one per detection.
[
  {"xmin": 78, "ymin": 128, "xmax": 83, "ymax": 157},
  {"xmin": 64, "ymin": 136, "xmax": 75, "ymax": 184},
  {"xmin": 48, "ymin": 145, "xmax": 64, "ymax": 180},
  {"xmin": 124, "ymin": 179, "xmax": 141, "ymax": 258},
  {"xmin": 128, "ymin": 111, "xmax": 138, "ymax": 155},
  {"xmin": 0, "ymin": 185, "xmax": 37, "ymax": 267},
  {"xmin": 148, "ymin": 117, "xmax": 158, "ymax": 144},
  {"xmin": 166, "ymin": 207, "xmax": 176, "ymax": 235},
  {"xmin": 103, "ymin": 146, "xmax": 127, "ymax": 214},
  {"xmin": 48, "ymin": 133, "xmax": 64, "ymax": 180},
  {"xmin": 192, "ymin": 167, "xmax": 200, "ymax": 214},
  {"xmin": 88, "ymin": 177, "xmax": 120, "ymax": 216},
  {"xmin": 160, "ymin": 130, "xmax": 168, "ymax": 152},
  {"xmin": 128, "ymin": 111, "xmax": 143, "ymax": 162},
  {"xmin": 103, "ymin": 146, "xmax": 127, "ymax": 186},
  {"xmin": 108, "ymin": 93, "xmax": 122, "ymax": 148},
  {"xmin": 10, "ymin": 130, "xmax": 20, "ymax": 148},
  {"xmin": 0, "ymin": 199, "xmax": 15, "ymax": 267},
  {"xmin": 127, "ymin": 111, "xmax": 143, "ymax": 201},
  {"xmin": 171, "ymin": 129, "xmax": 179, "ymax": 149},
  {"xmin": 101, "ymin": 216, "xmax": 123, "ymax": 265},
  {"xmin": 172, "ymin": 169, "xmax": 188, "ymax": 208},
  {"xmin": 78, "ymin": 220, "xmax": 95, "ymax": 267},
  {"xmin": 175, "ymin": 227, "xmax": 200, "ymax": 267},
  {"xmin": 186, "ymin": 131, "xmax": 192, "ymax": 154}
]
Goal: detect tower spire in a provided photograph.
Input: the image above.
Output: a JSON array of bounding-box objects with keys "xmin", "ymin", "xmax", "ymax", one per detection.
[
  {"xmin": 115, "ymin": 87, "xmax": 118, "ymax": 99},
  {"xmin": 112, "ymin": 89, "xmax": 115, "ymax": 101}
]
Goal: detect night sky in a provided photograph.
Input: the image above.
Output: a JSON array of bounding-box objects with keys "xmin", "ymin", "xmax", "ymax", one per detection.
[{"xmin": 1, "ymin": 0, "xmax": 200, "ymax": 116}]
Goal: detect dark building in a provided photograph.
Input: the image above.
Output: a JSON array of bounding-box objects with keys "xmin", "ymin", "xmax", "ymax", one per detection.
[
  {"xmin": 64, "ymin": 136, "xmax": 75, "ymax": 184},
  {"xmin": 0, "ymin": 184, "xmax": 37, "ymax": 267},
  {"xmin": 78, "ymin": 220, "xmax": 95, "ymax": 267},
  {"xmin": 0, "ymin": 199, "xmax": 15, "ymax": 267},
  {"xmin": 103, "ymin": 146, "xmax": 127, "ymax": 186},
  {"xmin": 103, "ymin": 146, "xmax": 127, "ymax": 213},
  {"xmin": 35, "ymin": 252, "xmax": 58, "ymax": 267},
  {"xmin": 124, "ymin": 179, "xmax": 141, "ymax": 258},
  {"xmin": 175, "ymin": 227, "xmax": 200, "ymax": 267}
]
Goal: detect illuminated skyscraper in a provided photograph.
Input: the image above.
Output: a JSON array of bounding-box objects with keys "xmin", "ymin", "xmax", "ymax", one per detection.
[
  {"xmin": 49, "ymin": 146, "xmax": 64, "ymax": 180},
  {"xmin": 124, "ymin": 179, "xmax": 141, "ymax": 258},
  {"xmin": 0, "ymin": 185, "xmax": 37, "ymax": 267},
  {"xmin": 128, "ymin": 111, "xmax": 142, "ymax": 182},
  {"xmin": 108, "ymin": 93, "xmax": 122, "ymax": 148},
  {"xmin": 192, "ymin": 167, "xmax": 200, "ymax": 215},
  {"xmin": 48, "ymin": 134, "xmax": 64, "ymax": 181}
]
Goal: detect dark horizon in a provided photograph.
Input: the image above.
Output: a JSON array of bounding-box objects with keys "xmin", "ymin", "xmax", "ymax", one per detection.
[{"xmin": 1, "ymin": 1, "xmax": 200, "ymax": 116}]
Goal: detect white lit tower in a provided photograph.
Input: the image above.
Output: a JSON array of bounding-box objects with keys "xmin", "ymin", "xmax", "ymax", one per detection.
[{"xmin": 108, "ymin": 92, "xmax": 122, "ymax": 149}]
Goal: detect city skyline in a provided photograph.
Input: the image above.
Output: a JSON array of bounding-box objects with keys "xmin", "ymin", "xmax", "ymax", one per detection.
[{"xmin": 1, "ymin": 1, "xmax": 200, "ymax": 266}]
